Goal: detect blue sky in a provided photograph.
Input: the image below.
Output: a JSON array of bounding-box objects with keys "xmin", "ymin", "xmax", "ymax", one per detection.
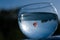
[{"xmin": 0, "ymin": 0, "xmax": 60, "ymax": 20}]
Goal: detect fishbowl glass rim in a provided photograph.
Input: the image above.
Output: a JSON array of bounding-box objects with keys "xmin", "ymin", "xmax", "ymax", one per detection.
[{"xmin": 19, "ymin": 2, "xmax": 58, "ymax": 15}]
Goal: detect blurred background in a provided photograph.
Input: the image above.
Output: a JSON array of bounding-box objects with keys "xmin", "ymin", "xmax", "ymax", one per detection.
[{"xmin": 0, "ymin": 0, "xmax": 60, "ymax": 40}]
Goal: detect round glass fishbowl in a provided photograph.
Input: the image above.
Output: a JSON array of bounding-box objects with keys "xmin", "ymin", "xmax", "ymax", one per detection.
[{"xmin": 18, "ymin": 2, "xmax": 58, "ymax": 39}]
